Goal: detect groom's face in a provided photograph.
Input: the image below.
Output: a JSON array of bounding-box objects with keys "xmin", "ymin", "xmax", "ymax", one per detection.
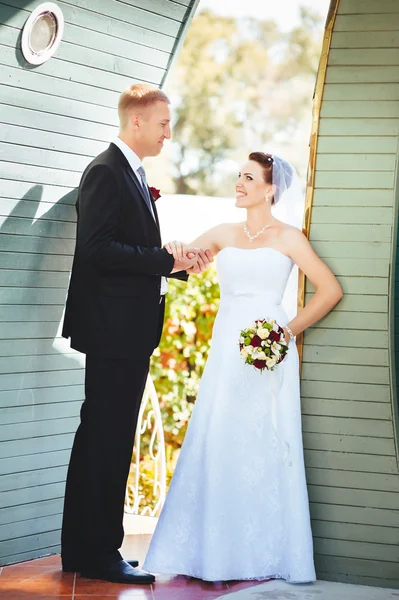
[{"xmin": 137, "ymin": 101, "xmax": 171, "ymax": 157}]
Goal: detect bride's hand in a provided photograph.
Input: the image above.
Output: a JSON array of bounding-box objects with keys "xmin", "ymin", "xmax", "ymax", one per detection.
[
  {"xmin": 283, "ymin": 327, "xmax": 291, "ymax": 346},
  {"xmin": 164, "ymin": 240, "xmax": 188, "ymax": 260},
  {"xmin": 186, "ymin": 249, "xmax": 213, "ymax": 274}
]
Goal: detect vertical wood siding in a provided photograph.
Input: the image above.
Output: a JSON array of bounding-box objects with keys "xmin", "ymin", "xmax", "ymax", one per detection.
[
  {"xmin": 303, "ymin": 0, "xmax": 399, "ymax": 588},
  {"xmin": 0, "ymin": 0, "xmax": 197, "ymax": 565}
]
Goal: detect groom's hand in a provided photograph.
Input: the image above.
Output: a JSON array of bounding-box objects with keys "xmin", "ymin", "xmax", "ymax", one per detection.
[
  {"xmin": 170, "ymin": 248, "xmax": 201, "ymax": 273},
  {"xmin": 165, "ymin": 240, "xmax": 196, "ymax": 272},
  {"xmin": 186, "ymin": 249, "xmax": 213, "ymax": 274},
  {"xmin": 164, "ymin": 241, "xmax": 213, "ymax": 274}
]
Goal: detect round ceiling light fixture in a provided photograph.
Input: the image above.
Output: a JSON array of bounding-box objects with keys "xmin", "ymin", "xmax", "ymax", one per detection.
[{"xmin": 21, "ymin": 3, "xmax": 64, "ymax": 65}]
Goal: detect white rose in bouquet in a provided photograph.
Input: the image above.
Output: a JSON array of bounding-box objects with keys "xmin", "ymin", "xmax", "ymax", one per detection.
[
  {"xmin": 239, "ymin": 318, "xmax": 289, "ymax": 373},
  {"xmin": 257, "ymin": 328, "xmax": 269, "ymax": 340}
]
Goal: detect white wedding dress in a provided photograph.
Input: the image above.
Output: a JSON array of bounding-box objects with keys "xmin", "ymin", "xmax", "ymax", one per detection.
[{"xmin": 143, "ymin": 247, "xmax": 316, "ymax": 583}]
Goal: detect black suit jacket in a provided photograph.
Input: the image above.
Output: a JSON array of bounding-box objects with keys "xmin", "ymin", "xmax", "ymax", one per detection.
[{"xmin": 62, "ymin": 143, "xmax": 187, "ymax": 359}]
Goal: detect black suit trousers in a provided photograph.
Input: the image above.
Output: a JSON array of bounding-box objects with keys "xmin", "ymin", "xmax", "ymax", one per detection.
[{"xmin": 61, "ymin": 354, "xmax": 150, "ymax": 563}]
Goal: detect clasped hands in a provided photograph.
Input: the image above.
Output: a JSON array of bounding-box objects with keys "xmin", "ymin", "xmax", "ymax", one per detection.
[{"xmin": 165, "ymin": 241, "xmax": 213, "ymax": 274}]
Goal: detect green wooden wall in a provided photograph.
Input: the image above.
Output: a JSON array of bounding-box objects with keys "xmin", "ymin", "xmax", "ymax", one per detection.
[
  {"xmin": 302, "ymin": 0, "xmax": 399, "ymax": 588},
  {"xmin": 0, "ymin": 0, "xmax": 197, "ymax": 565}
]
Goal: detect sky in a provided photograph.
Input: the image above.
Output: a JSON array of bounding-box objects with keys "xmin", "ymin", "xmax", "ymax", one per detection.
[{"xmin": 197, "ymin": 0, "xmax": 331, "ymax": 30}]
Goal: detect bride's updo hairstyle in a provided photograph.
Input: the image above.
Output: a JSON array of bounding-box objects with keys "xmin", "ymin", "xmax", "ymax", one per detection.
[{"xmin": 248, "ymin": 152, "xmax": 294, "ymax": 204}]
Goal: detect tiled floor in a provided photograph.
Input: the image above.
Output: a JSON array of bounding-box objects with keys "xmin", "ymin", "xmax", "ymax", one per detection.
[{"xmin": 0, "ymin": 534, "xmax": 265, "ymax": 599}]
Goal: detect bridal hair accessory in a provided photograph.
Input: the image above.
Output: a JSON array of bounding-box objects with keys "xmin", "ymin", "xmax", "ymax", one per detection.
[
  {"xmin": 249, "ymin": 151, "xmax": 301, "ymax": 210},
  {"xmin": 270, "ymin": 155, "xmax": 295, "ymax": 205},
  {"xmin": 239, "ymin": 319, "xmax": 289, "ymax": 372}
]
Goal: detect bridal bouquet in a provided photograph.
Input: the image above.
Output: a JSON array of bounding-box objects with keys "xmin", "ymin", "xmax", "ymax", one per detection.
[{"xmin": 239, "ymin": 319, "xmax": 288, "ymax": 372}]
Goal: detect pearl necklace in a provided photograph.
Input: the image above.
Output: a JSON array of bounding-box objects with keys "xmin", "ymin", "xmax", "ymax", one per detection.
[{"xmin": 244, "ymin": 217, "xmax": 275, "ymax": 243}]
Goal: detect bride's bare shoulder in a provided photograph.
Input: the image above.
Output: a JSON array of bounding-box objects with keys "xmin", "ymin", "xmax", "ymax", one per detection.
[
  {"xmin": 275, "ymin": 221, "xmax": 303, "ymax": 239},
  {"xmin": 273, "ymin": 221, "xmax": 308, "ymax": 255}
]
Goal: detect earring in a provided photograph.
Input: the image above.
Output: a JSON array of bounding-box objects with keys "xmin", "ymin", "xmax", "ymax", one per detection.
[{"xmin": 265, "ymin": 195, "xmax": 269, "ymax": 202}]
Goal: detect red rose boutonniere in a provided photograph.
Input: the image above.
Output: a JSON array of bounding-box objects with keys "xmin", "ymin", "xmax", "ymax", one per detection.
[{"xmin": 149, "ymin": 186, "xmax": 161, "ymax": 201}]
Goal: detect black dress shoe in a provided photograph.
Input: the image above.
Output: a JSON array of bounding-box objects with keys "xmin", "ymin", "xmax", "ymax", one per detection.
[
  {"xmin": 80, "ymin": 559, "xmax": 155, "ymax": 584},
  {"xmin": 62, "ymin": 558, "xmax": 139, "ymax": 573}
]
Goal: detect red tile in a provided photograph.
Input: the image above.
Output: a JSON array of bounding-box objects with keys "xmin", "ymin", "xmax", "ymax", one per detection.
[
  {"xmin": 153, "ymin": 576, "xmax": 226, "ymax": 590},
  {"xmin": 4, "ymin": 555, "xmax": 62, "ymax": 569},
  {"xmin": 0, "ymin": 595, "xmax": 72, "ymax": 600},
  {"xmin": 27, "ymin": 555, "xmax": 62, "ymax": 568},
  {"xmin": 74, "ymin": 576, "xmax": 153, "ymax": 596},
  {"xmin": 0, "ymin": 569, "xmax": 74, "ymax": 595},
  {"xmin": 1, "ymin": 565, "xmax": 62, "ymax": 578},
  {"xmin": 74, "ymin": 592, "xmax": 154, "ymax": 599}
]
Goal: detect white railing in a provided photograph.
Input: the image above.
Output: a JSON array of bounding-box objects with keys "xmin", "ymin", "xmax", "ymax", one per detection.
[{"xmin": 124, "ymin": 375, "xmax": 167, "ymax": 517}]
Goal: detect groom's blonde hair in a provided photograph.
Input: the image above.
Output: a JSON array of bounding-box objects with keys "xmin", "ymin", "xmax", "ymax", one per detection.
[{"xmin": 118, "ymin": 83, "xmax": 170, "ymax": 129}]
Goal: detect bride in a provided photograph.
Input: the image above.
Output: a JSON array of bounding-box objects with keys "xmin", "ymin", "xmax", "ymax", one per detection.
[{"xmin": 143, "ymin": 152, "xmax": 343, "ymax": 583}]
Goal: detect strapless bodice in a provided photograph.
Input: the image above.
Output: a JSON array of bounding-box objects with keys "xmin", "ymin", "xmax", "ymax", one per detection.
[{"xmin": 216, "ymin": 247, "xmax": 293, "ymax": 306}]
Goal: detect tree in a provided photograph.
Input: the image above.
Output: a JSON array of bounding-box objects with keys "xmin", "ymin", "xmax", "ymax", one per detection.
[{"xmin": 164, "ymin": 8, "xmax": 324, "ymax": 196}]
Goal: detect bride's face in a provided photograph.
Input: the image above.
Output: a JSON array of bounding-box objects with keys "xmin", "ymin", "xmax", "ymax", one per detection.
[{"xmin": 235, "ymin": 161, "xmax": 270, "ymax": 208}]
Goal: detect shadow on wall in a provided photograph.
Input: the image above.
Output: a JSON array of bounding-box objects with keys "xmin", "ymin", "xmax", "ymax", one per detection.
[
  {"xmin": 1, "ymin": 184, "xmax": 85, "ymax": 378},
  {"xmin": 0, "ymin": 185, "xmax": 86, "ymax": 567}
]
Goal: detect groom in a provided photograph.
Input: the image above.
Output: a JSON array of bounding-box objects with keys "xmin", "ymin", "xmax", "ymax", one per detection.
[{"xmin": 61, "ymin": 83, "xmax": 212, "ymax": 584}]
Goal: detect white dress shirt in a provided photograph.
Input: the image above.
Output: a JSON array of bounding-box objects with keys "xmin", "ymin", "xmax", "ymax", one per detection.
[{"xmin": 113, "ymin": 137, "xmax": 168, "ymax": 295}]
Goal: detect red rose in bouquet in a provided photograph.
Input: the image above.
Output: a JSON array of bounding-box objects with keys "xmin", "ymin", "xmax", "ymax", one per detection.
[
  {"xmin": 239, "ymin": 319, "xmax": 289, "ymax": 372},
  {"xmin": 251, "ymin": 335, "xmax": 262, "ymax": 347},
  {"xmin": 268, "ymin": 330, "xmax": 280, "ymax": 343}
]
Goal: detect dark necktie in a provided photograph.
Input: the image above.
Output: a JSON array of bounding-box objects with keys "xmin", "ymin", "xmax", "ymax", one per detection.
[{"xmin": 137, "ymin": 166, "xmax": 155, "ymax": 219}]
